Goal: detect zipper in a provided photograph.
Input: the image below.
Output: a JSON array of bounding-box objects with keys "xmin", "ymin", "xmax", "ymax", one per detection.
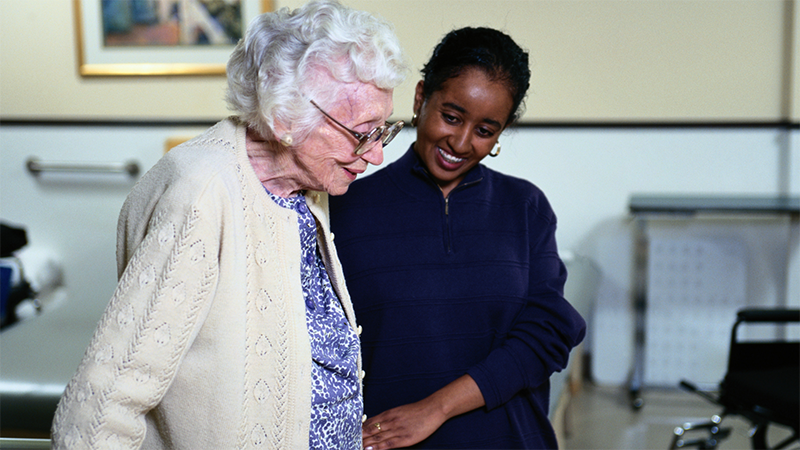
[{"xmin": 440, "ymin": 178, "xmax": 482, "ymax": 253}]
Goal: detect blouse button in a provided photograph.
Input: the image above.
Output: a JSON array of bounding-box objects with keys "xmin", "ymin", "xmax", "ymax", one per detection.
[
  {"xmin": 297, "ymin": 202, "xmax": 308, "ymax": 214},
  {"xmin": 305, "ymin": 299, "xmax": 315, "ymax": 310}
]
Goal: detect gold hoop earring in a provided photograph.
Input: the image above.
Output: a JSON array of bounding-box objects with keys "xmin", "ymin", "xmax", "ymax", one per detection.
[
  {"xmin": 489, "ymin": 142, "xmax": 501, "ymax": 157},
  {"xmin": 411, "ymin": 112, "xmax": 419, "ymax": 127}
]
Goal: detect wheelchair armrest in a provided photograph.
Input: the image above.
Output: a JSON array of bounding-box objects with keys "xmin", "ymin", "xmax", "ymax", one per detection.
[{"xmin": 736, "ymin": 308, "xmax": 800, "ymax": 324}]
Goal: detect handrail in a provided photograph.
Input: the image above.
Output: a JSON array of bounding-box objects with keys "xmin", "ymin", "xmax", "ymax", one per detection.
[
  {"xmin": 26, "ymin": 157, "xmax": 140, "ymax": 177},
  {"xmin": 0, "ymin": 437, "xmax": 51, "ymax": 449}
]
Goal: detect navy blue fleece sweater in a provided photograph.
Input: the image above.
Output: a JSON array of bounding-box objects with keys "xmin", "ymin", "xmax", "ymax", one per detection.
[{"xmin": 330, "ymin": 147, "xmax": 586, "ymax": 449}]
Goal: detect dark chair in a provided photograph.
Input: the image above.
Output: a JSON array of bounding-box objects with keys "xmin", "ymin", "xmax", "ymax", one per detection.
[{"xmin": 670, "ymin": 307, "xmax": 799, "ymax": 450}]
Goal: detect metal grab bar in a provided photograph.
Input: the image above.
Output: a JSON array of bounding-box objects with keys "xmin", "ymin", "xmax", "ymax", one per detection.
[
  {"xmin": 26, "ymin": 157, "xmax": 140, "ymax": 177},
  {"xmin": 0, "ymin": 437, "xmax": 51, "ymax": 449}
]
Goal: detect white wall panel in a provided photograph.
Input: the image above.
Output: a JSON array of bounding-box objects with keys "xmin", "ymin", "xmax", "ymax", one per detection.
[{"xmin": 1, "ymin": 124, "xmax": 797, "ymax": 388}]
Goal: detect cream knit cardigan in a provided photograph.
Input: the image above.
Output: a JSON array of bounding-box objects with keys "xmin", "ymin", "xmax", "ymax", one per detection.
[{"xmin": 51, "ymin": 118, "xmax": 361, "ymax": 449}]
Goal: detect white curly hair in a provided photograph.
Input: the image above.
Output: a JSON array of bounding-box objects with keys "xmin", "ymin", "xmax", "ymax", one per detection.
[{"xmin": 225, "ymin": 0, "xmax": 409, "ymax": 145}]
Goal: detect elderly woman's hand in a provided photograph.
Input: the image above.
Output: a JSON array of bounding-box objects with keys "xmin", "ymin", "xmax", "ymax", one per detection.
[{"xmin": 362, "ymin": 374, "xmax": 485, "ymax": 450}]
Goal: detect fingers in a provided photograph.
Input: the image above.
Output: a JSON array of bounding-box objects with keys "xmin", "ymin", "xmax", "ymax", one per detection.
[
  {"xmin": 362, "ymin": 419, "xmax": 396, "ymax": 450},
  {"xmin": 363, "ymin": 432, "xmax": 396, "ymax": 450},
  {"xmin": 361, "ymin": 401, "xmax": 444, "ymax": 450},
  {"xmin": 362, "ymin": 418, "xmax": 382, "ymax": 437},
  {"xmin": 363, "ymin": 420, "xmax": 382, "ymax": 436}
]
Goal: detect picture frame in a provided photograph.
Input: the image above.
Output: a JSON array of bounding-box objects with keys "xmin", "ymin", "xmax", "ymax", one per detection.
[{"xmin": 74, "ymin": 0, "xmax": 273, "ymax": 76}]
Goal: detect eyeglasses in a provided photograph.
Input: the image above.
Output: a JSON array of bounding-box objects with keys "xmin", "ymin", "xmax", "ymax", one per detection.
[{"xmin": 310, "ymin": 100, "xmax": 404, "ymax": 156}]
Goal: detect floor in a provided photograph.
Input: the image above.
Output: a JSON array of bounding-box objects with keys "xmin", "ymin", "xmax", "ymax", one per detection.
[{"xmin": 561, "ymin": 383, "xmax": 797, "ymax": 450}]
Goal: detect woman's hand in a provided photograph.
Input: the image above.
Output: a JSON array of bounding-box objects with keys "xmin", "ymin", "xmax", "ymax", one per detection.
[
  {"xmin": 362, "ymin": 398, "xmax": 447, "ymax": 450},
  {"xmin": 362, "ymin": 374, "xmax": 485, "ymax": 450}
]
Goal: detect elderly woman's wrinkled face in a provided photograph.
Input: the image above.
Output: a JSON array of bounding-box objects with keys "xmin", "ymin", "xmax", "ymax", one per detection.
[{"xmin": 295, "ymin": 83, "xmax": 393, "ymax": 196}]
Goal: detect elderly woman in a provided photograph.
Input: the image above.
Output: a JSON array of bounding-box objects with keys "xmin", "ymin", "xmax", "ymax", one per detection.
[{"xmin": 51, "ymin": 1, "xmax": 407, "ymax": 449}]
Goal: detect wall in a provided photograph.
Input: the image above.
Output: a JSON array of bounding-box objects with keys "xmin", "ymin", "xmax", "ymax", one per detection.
[
  {"xmin": 1, "ymin": 0, "xmax": 799, "ymax": 387},
  {"xmin": 2, "ymin": 124, "xmax": 797, "ymax": 382},
  {"xmin": 0, "ymin": 0, "xmax": 797, "ymax": 122},
  {"xmin": 0, "ymin": 124, "xmax": 208, "ymax": 326}
]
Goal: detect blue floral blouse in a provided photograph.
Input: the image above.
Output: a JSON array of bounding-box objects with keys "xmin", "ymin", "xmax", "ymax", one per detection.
[{"xmin": 265, "ymin": 189, "xmax": 361, "ymax": 450}]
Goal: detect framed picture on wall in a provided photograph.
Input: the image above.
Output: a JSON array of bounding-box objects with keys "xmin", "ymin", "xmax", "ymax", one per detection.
[{"xmin": 74, "ymin": 0, "xmax": 273, "ymax": 76}]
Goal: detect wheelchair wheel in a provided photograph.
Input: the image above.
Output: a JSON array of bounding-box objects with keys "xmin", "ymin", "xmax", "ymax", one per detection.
[{"xmin": 749, "ymin": 420, "xmax": 798, "ymax": 450}]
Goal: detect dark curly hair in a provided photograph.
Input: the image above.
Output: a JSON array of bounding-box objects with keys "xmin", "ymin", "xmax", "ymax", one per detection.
[{"xmin": 420, "ymin": 27, "xmax": 531, "ymax": 126}]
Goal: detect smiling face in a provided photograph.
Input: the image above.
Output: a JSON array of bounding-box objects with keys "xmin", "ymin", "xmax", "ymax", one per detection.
[
  {"xmin": 294, "ymin": 82, "xmax": 393, "ymax": 196},
  {"xmin": 413, "ymin": 67, "xmax": 515, "ymax": 197}
]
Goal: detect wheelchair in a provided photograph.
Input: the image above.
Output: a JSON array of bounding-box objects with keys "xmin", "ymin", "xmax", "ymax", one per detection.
[{"xmin": 670, "ymin": 307, "xmax": 799, "ymax": 450}]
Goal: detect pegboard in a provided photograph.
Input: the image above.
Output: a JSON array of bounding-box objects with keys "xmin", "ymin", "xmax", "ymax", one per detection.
[{"xmin": 643, "ymin": 236, "xmax": 747, "ymax": 386}]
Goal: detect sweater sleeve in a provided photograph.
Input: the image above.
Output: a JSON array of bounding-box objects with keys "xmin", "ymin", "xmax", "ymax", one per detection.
[
  {"xmin": 467, "ymin": 202, "xmax": 586, "ymax": 411},
  {"xmin": 51, "ymin": 185, "xmax": 221, "ymax": 449}
]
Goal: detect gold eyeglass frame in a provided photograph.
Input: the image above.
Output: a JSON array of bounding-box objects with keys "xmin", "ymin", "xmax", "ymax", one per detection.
[{"xmin": 310, "ymin": 100, "xmax": 404, "ymax": 155}]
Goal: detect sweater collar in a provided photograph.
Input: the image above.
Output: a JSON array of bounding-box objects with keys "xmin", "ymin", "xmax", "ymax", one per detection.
[{"xmin": 398, "ymin": 144, "xmax": 485, "ymax": 190}]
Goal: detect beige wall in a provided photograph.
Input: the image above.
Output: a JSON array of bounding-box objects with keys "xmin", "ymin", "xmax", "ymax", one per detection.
[{"xmin": 0, "ymin": 0, "xmax": 796, "ymax": 122}]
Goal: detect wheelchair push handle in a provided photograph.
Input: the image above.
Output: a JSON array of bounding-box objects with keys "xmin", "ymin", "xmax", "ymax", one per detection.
[{"xmin": 736, "ymin": 308, "xmax": 800, "ymax": 324}]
